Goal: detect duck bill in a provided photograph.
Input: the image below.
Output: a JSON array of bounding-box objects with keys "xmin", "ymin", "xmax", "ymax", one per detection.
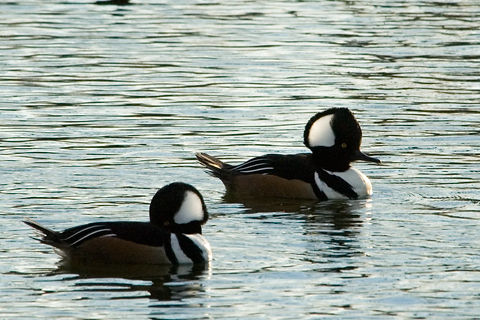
[{"xmin": 353, "ymin": 150, "xmax": 381, "ymax": 164}]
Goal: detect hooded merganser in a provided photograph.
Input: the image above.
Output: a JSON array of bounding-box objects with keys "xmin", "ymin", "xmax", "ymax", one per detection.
[
  {"xmin": 196, "ymin": 108, "xmax": 380, "ymax": 200},
  {"xmin": 23, "ymin": 182, "xmax": 212, "ymax": 265}
]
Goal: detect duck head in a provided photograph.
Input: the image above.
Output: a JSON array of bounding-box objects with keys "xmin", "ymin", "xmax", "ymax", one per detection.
[
  {"xmin": 304, "ymin": 108, "xmax": 380, "ymax": 172},
  {"xmin": 149, "ymin": 182, "xmax": 208, "ymax": 234}
]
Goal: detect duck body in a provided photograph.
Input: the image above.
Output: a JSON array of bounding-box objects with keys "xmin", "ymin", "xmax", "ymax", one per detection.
[
  {"xmin": 24, "ymin": 182, "xmax": 212, "ymax": 265},
  {"xmin": 197, "ymin": 108, "xmax": 379, "ymax": 201},
  {"xmin": 196, "ymin": 152, "xmax": 372, "ymax": 200}
]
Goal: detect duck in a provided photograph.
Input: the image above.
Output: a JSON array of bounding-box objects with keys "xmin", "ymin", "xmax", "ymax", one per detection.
[
  {"xmin": 23, "ymin": 182, "xmax": 212, "ymax": 265},
  {"xmin": 196, "ymin": 107, "xmax": 380, "ymax": 200}
]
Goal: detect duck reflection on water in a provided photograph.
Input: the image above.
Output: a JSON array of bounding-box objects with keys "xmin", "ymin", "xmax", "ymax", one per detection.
[
  {"xmin": 51, "ymin": 260, "xmax": 211, "ymax": 302},
  {"xmin": 226, "ymin": 196, "xmax": 371, "ymax": 272}
]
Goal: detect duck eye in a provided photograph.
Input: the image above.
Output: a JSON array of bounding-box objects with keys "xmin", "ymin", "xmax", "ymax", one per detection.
[
  {"xmin": 341, "ymin": 143, "xmax": 347, "ymax": 148},
  {"xmin": 164, "ymin": 221, "xmax": 170, "ymax": 226}
]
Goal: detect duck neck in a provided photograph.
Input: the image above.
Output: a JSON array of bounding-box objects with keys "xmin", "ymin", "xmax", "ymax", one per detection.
[
  {"xmin": 169, "ymin": 222, "xmax": 202, "ymax": 235},
  {"xmin": 311, "ymin": 148, "xmax": 351, "ymax": 172}
]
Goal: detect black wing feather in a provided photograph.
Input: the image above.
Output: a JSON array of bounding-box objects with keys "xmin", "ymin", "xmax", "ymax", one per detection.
[
  {"xmin": 58, "ymin": 222, "xmax": 170, "ymax": 248},
  {"xmin": 232, "ymin": 153, "xmax": 316, "ymax": 183}
]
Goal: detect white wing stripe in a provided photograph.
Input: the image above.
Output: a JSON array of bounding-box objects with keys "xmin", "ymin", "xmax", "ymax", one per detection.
[
  {"xmin": 235, "ymin": 162, "xmax": 270, "ymax": 169},
  {"xmin": 233, "ymin": 162, "xmax": 273, "ymax": 172},
  {"xmin": 62, "ymin": 225, "xmax": 105, "ymax": 241},
  {"xmin": 236, "ymin": 167, "xmax": 274, "ymax": 173},
  {"xmin": 69, "ymin": 229, "xmax": 116, "ymax": 247},
  {"xmin": 232, "ymin": 157, "xmax": 269, "ymax": 170}
]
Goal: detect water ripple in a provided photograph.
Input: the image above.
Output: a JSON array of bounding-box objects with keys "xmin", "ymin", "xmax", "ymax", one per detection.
[{"xmin": 2, "ymin": 0, "xmax": 480, "ymax": 318}]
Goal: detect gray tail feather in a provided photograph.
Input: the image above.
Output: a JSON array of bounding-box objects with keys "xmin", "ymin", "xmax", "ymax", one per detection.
[
  {"xmin": 196, "ymin": 152, "xmax": 225, "ymax": 170},
  {"xmin": 23, "ymin": 218, "xmax": 59, "ymax": 244},
  {"xmin": 195, "ymin": 152, "xmax": 234, "ymax": 180}
]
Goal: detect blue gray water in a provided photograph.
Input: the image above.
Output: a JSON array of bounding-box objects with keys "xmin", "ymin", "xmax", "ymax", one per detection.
[{"xmin": 1, "ymin": 0, "xmax": 479, "ymax": 318}]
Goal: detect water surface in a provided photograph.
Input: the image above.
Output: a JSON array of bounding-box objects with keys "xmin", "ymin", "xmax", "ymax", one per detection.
[{"xmin": 1, "ymin": 0, "xmax": 479, "ymax": 318}]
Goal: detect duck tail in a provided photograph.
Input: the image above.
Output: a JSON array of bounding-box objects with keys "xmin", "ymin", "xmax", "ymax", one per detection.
[
  {"xmin": 23, "ymin": 218, "xmax": 60, "ymax": 245},
  {"xmin": 196, "ymin": 152, "xmax": 225, "ymax": 169},
  {"xmin": 196, "ymin": 152, "xmax": 233, "ymax": 180}
]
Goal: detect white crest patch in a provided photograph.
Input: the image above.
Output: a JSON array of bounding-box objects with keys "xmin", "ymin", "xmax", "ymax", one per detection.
[
  {"xmin": 173, "ymin": 191, "xmax": 204, "ymax": 224},
  {"xmin": 308, "ymin": 114, "xmax": 335, "ymax": 147}
]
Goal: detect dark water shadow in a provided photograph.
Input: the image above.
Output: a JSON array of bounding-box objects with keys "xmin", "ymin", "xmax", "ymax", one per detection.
[
  {"xmin": 49, "ymin": 261, "xmax": 211, "ymax": 302},
  {"xmin": 225, "ymin": 196, "xmax": 370, "ymax": 272},
  {"xmin": 222, "ymin": 193, "xmax": 319, "ymax": 213},
  {"xmin": 222, "ymin": 191, "xmax": 370, "ymax": 226},
  {"xmin": 304, "ymin": 200, "xmax": 367, "ymax": 232},
  {"xmin": 222, "ymin": 191, "xmax": 369, "ymax": 234},
  {"xmin": 95, "ymin": 0, "xmax": 131, "ymax": 5},
  {"xmin": 301, "ymin": 200, "xmax": 369, "ymax": 273}
]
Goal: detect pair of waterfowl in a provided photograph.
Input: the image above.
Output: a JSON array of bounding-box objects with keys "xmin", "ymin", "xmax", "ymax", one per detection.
[{"xmin": 25, "ymin": 107, "xmax": 380, "ymax": 266}]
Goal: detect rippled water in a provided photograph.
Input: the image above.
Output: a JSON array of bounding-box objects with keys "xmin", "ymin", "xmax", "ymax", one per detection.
[{"xmin": 1, "ymin": 0, "xmax": 480, "ymax": 318}]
